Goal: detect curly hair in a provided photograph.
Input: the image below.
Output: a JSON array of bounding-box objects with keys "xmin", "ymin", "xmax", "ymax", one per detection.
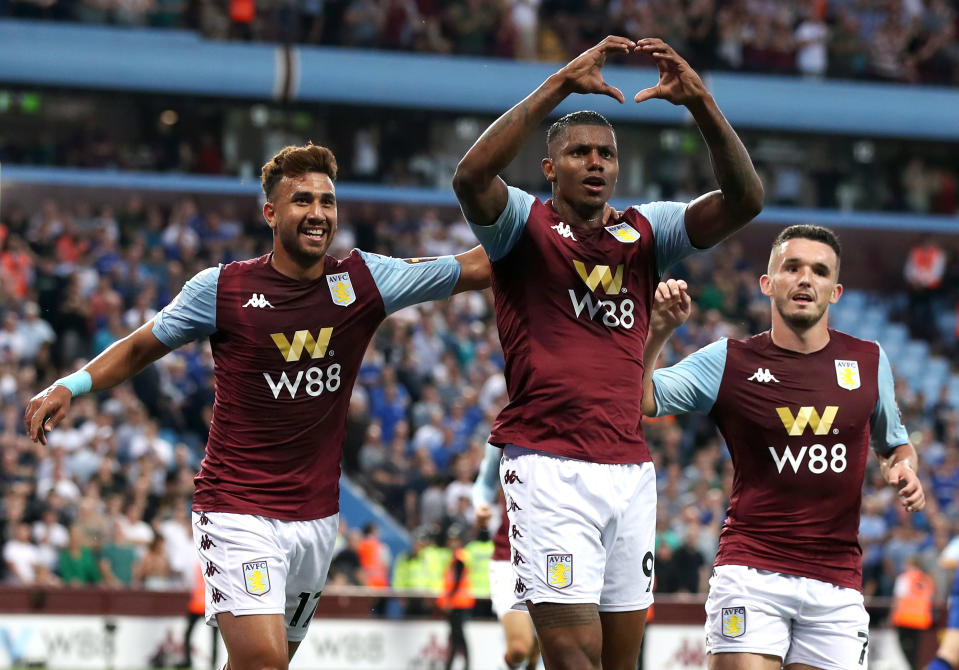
[{"xmin": 260, "ymin": 143, "xmax": 338, "ymax": 200}]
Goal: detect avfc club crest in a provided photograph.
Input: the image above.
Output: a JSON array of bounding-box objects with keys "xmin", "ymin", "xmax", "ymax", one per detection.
[
  {"xmin": 243, "ymin": 560, "xmax": 271, "ymax": 596},
  {"xmin": 722, "ymin": 606, "xmax": 746, "ymax": 638},
  {"xmin": 546, "ymin": 554, "xmax": 573, "ymax": 589},
  {"xmin": 835, "ymin": 359, "xmax": 861, "ymax": 390},
  {"xmin": 327, "ymin": 272, "xmax": 356, "ymax": 307},
  {"xmin": 604, "ymin": 222, "xmax": 641, "ymax": 243}
]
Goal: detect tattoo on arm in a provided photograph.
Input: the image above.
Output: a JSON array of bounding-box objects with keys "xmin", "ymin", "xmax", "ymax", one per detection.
[{"xmin": 528, "ymin": 602, "xmax": 600, "ymax": 629}]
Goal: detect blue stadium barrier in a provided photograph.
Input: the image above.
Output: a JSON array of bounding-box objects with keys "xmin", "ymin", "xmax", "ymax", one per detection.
[
  {"xmin": 4, "ymin": 165, "xmax": 959, "ymax": 233},
  {"xmin": 338, "ymin": 474, "xmax": 410, "ymax": 559}
]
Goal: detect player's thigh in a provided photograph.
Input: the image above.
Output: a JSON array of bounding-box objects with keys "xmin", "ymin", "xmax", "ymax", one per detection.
[
  {"xmin": 282, "ymin": 514, "xmax": 339, "ymax": 642},
  {"xmin": 500, "ymin": 449, "xmax": 611, "ymax": 609},
  {"xmin": 709, "ymin": 652, "xmax": 783, "ymax": 670},
  {"xmin": 937, "ymin": 628, "xmax": 959, "ymax": 664},
  {"xmin": 704, "ymin": 566, "xmax": 794, "ymax": 660},
  {"xmin": 502, "ymin": 609, "xmax": 536, "ymax": 656},
  {"xmin": 217, "ymin": 612, "xmax": 289, "ymax": 670},
  {"xmin": 599, "ymin": 608, "xmax": 648, "ymax": 670},
  {"xmin": 599, "ymin": 461, "xmax": 656, "ymax": 612},
  {"xmin": 527, "ymin": 601, "xmax": 602, "ymax": 670},
  {"xmin": 785, "ymin": 579, "xmax": 869, "ymax": 670}
]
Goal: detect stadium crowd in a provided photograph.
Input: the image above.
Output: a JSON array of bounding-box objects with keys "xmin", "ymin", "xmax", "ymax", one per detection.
[
  {"xmin": 1, "ymin": 193, "xmax": 958, "ymax": 608},
  {"xmin": 2, "ymin": 0, "xmax": 958, "ymax": 86}
]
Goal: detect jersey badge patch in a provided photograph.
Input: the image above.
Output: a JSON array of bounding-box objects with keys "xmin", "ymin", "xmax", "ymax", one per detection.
[
  {"xmin": 835, "ymin": 360, "xmax": 861, "ymax": 390},
  {"xmin": 604, "ymin": 223, "xmax": 641, "ymax": 243},
  {"xmin": 722, "ymin": 607, "xmax": 745, "ymax": 638},
  {"xmin": 546, "ymin": 554, "xmax": 572, "ymax": 589},
  {"xmin": 243, "ymin": 560, "xmax": 271, "ymax": 596},
  {"xmin": 327, "ymin": 272, "xmax": 356, "ymax": 307}
]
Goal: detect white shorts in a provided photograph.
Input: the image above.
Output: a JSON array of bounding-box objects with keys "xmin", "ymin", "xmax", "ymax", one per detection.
[
  {"xmin": 191, "ymin": 511, "xmax": 338, "ymax": 642},
  {"xmin": 705, "ymin": 565, "xmax": 870, "ymax": 669},
  {"xmin": 501, "ymin": 446, "xmax": 656, "ymax": 612},
  {"xmin": 490, "ymin": 559, "xmax": 519, "ymax": 620}
]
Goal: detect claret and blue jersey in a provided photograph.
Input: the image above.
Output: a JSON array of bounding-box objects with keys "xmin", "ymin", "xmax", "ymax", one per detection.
[
  {"xmin": 152, "ymin": 249, "xmax": 462, "ymax": 521},
  {"xmin": 652, "ymin": 329, "xmax": 909, "ymax": 590}
]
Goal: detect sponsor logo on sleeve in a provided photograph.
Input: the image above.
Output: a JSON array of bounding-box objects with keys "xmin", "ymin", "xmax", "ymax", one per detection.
[
  {"xmin": 243, "ymin": 560, "xmax": 271, "ymax": 596},
  {"xmin": 835, "ymin": 360, "xmax": 861, "ymax": 390},
  {"xmin": 327, "ymin": 272, "xmax": 356, "ymax": 307},
  {"xmin": 604, "ymin": 222, "xmax": 641, "ymax": 243},
  {"xmin": 546, "ymin": 554, "xmax": 573, "ymax": 589},
  {"xmin": 722, "ymin": 607, "xmax": 745, "ymax": 637}
]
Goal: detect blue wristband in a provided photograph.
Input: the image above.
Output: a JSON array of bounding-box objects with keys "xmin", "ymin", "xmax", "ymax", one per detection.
[{"xmin": 53, "ymin": 370, "xmax": 93, "ymax": 398}]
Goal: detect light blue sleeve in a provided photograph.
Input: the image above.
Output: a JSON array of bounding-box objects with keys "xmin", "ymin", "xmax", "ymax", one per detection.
[
  {"xmin": 471, "ymin": 442, "xmax": 501, "ymax": 508},
  {"xmin": 466, "ymin": 186, "xmax": 535, "ymax": 262},
  {"xmin": 652, "ymin": 338, "xmax": 727, "ymax": 416},
  {"xmin": 870, "ymin": 343, "xmax": 909, "ymax": 454},
  {"xmin": 359, "ymin": 250, "xmax": 461, "ymax": 316},
  {"xmin": 634, "ymin": 201, "xmax": 695, "ymax": 276},
  {"xmin": 152, "ymin": 266, "xmax": 220, "ymax": 348}
]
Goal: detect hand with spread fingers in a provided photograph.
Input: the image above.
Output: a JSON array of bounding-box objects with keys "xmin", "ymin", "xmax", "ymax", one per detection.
[
  {"xmin": 558, "ymin": 35, "xmax": 637, "ymax": 103},
  {"xmin": 633, "ymin": 38, "xmax": 709, "ymax": 107}
]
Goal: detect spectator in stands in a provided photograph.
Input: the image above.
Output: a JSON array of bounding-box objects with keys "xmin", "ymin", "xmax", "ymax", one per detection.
[{"xmin": 904, "ymin": 234, "xmax": 948, "ymax": 340}]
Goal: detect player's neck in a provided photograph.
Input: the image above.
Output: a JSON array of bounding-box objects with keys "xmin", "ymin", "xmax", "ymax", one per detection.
[
  {"xmin": 270, "ymin": 249, "xmax": 327, "ymax": 281},
  {"xmin": 550, "ymin": 198, "xmax": 614, "ymax": 229},
  {"xmin": 769, "ymin": 314, "xmax": 830, "ymax": 354}
]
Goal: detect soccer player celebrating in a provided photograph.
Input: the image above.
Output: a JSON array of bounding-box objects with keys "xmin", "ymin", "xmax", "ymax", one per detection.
[
  {"xmin": 452, "ymin": 35, "xmax": 763, "ymax": 670},
  {"xmin": 642, "ymin": 225, "xmax": 927, "ymax": 670},
  {"xmin": 24, "ymin": 143, "xmax": 490, "ymax": 670}
]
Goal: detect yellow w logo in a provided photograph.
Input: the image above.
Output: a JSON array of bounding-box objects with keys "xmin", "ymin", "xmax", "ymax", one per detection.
[
  {"xmin": 776, "ymin": 406, "xmax": 838, "ymax": 436},
  {"xmin": 270, "ymin": 328, "xmax": 334, "ymax": 362},
  {"xmin": 573, "ymin": 260, "xmax": 624, "ymax": 294}
]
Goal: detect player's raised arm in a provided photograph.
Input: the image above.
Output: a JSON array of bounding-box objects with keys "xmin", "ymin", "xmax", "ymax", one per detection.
[
  {"xmin": 641, "ymin": 279, "xmax": 691, "ymax": 416},
  {"xmin": 24, "ymin": 321, "xmax": 172, "ymax": 445},
  {"xmin": 633, "ymin": 38, "xmax": 763, "ymax": 248},
  {"xmin": 453, "ymin": 36, "xmax": 636, "ymax": 226}
]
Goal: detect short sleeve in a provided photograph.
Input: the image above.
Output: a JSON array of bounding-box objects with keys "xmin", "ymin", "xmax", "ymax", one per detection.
[
  {"xmin": 870, "ymin": 343, "xmax": 909, "ymax": 454},
  {"xmin": 359, "ymin": 250, "xmax": 461, "ymax": 315},
  {"xmin": 652, "ymin": 338, "xmax": 727, "ymax": 416},
  {"xmin": 634, "ymin": 201, "xmax": 695, "ymax": 275},
  {"xmin": 152, "ymin": 266, "xmax": 220, "ymax": 348},
  {"xmin": 467, "ymin": 186, "xmax": 535, "ymax": 262}
]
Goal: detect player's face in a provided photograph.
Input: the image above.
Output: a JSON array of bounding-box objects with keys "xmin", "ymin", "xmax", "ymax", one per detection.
[
  {"xmin": 543, "ymin": 125, "xmax": 618, "ymax": 210},
  {"xmin": 264, "ymin": 171, "xmax": 338, "ymax": 267},
  {"xmin": 761, "ymin": 238, "xmax": 842, "ymax": 329}
]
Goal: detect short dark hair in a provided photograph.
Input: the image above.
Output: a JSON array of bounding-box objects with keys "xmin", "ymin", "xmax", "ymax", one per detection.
[
  {"xmin": 546, "ymin": 110, "xmax": 614, "ymax": 152},
  {"xmin": 260, "ymin": 142, "xmax": 338, "ymax": 200},
  {"xmin": 768, "ymin": 224, "xmax": 842, "ymax": 275}
]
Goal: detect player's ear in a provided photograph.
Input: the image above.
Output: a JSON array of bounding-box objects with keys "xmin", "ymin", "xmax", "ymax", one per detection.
[
  {"xmin": 263, "ymin": 201, "xmax": 276, "ymax": 230},
  {"xmin": 542, "ymin": 157, "xmax": 556, "ymax": 182},
  {"xmin": 759, "ymin": 274, "xmax": 773, "ymax": 297},
  {"xmin": 829, "ymin": 282, "xmax": 843, "ymax": 304}
]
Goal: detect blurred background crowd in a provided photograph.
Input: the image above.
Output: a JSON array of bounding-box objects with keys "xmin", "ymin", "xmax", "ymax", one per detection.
[{"xmin": 1, "ymin": 194, "xmax": 958, "ymax": 612}]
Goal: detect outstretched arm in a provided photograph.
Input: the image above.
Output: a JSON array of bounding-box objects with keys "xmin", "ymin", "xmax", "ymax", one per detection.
[
  {"xmin": 634, "ymin": 38, "xmax": 764, "ymax": 248},
  {"xmin": 878, "ymin": 443, "xmax": 926, "ymax": 513},
  {"xmin": 641, "ymin": 279, "xmax": 691, "ymax": 416},
  {"xmin": 452, "ymin": 245, "xmax": 491, "ymax": 293},
  {"xmin": 24, "ymin": 321, "xmax": 171, "ymax": 444},
  {"xmin": 453, "ymin": 36, "xmax": 635, "ymax": 226}
]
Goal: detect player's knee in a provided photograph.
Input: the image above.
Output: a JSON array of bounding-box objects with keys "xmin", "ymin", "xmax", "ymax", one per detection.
[
  {"xmin": 505, "ymin": 639, "xmax": 531, "ymax": 665},
  {"xmin": 538, "ymin": 636, "xmax": 601, "ymax": 670}
]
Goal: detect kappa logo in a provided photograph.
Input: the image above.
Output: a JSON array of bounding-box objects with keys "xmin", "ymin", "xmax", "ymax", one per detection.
[
  {"xmin": 242, "ymin": 292, "xmax": 274, "ymax": 309},
  {"xmin": 604, "ymin": 222, "xmax": 641, "ymax": 243},
  {"xmin": 722, "ymin": 607, "xmax": 746, "ymax": 638},
  {"xmin": 835, "ymin": 359, "xmax": 861, "ymax": 390},
  {"xmin": 747, "ymin": 367, "xmax": 779, "ymax": 383},
  {"xmin": 551, "ymin": 221, "xmax": 577, "ymax": 241},
  {"xmin": 503, "ymin": 470, "xmax": 523, "ymax": 485},
  {"xmin": 327, "ymin": 271, "xmax": 356, "ymax": 306},
  {"xmin": 573, "ymin": 260, "xmax": 624, "ymax": 294},
  {"xmin": 776, "ymin": 406, "xmax": 838, "ymax": 436},
  {"xmin": 243, "ymin": 560, "xmax": 271, "ymax": 596},
  {"xmin": 546, "ymin": 554, "xmax": 573, "ymax": 589},
  {"xmin": 270, "ymin": 328, "xmax": 334, "ymax": 362}
]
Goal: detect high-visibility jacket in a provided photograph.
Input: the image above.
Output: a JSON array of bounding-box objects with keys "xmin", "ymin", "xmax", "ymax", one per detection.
[
  {"xmin": 392, "ymin": 551, "xmax": 431, "ymax": 591},
  {"xmin": 891, "ymin": 567, "xmax": 934, "ymax": 629},
  {"xmin": 421, "ymin": 545, "xmax": 452, "ymax": 594},
  {"xmin": 465, "ymin": 539, "xmax": 493, "ymax": 598},
  {"xmin": 437, "ymin": 548, "xmax": 475, "ymax": 610},
  {"xmin": 357, "ymin": 537, "xmax": 390, "ymax": 588},
  {"xmin": 189, "ymin": 563, "xmax": 206, "ymax": 615}
]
